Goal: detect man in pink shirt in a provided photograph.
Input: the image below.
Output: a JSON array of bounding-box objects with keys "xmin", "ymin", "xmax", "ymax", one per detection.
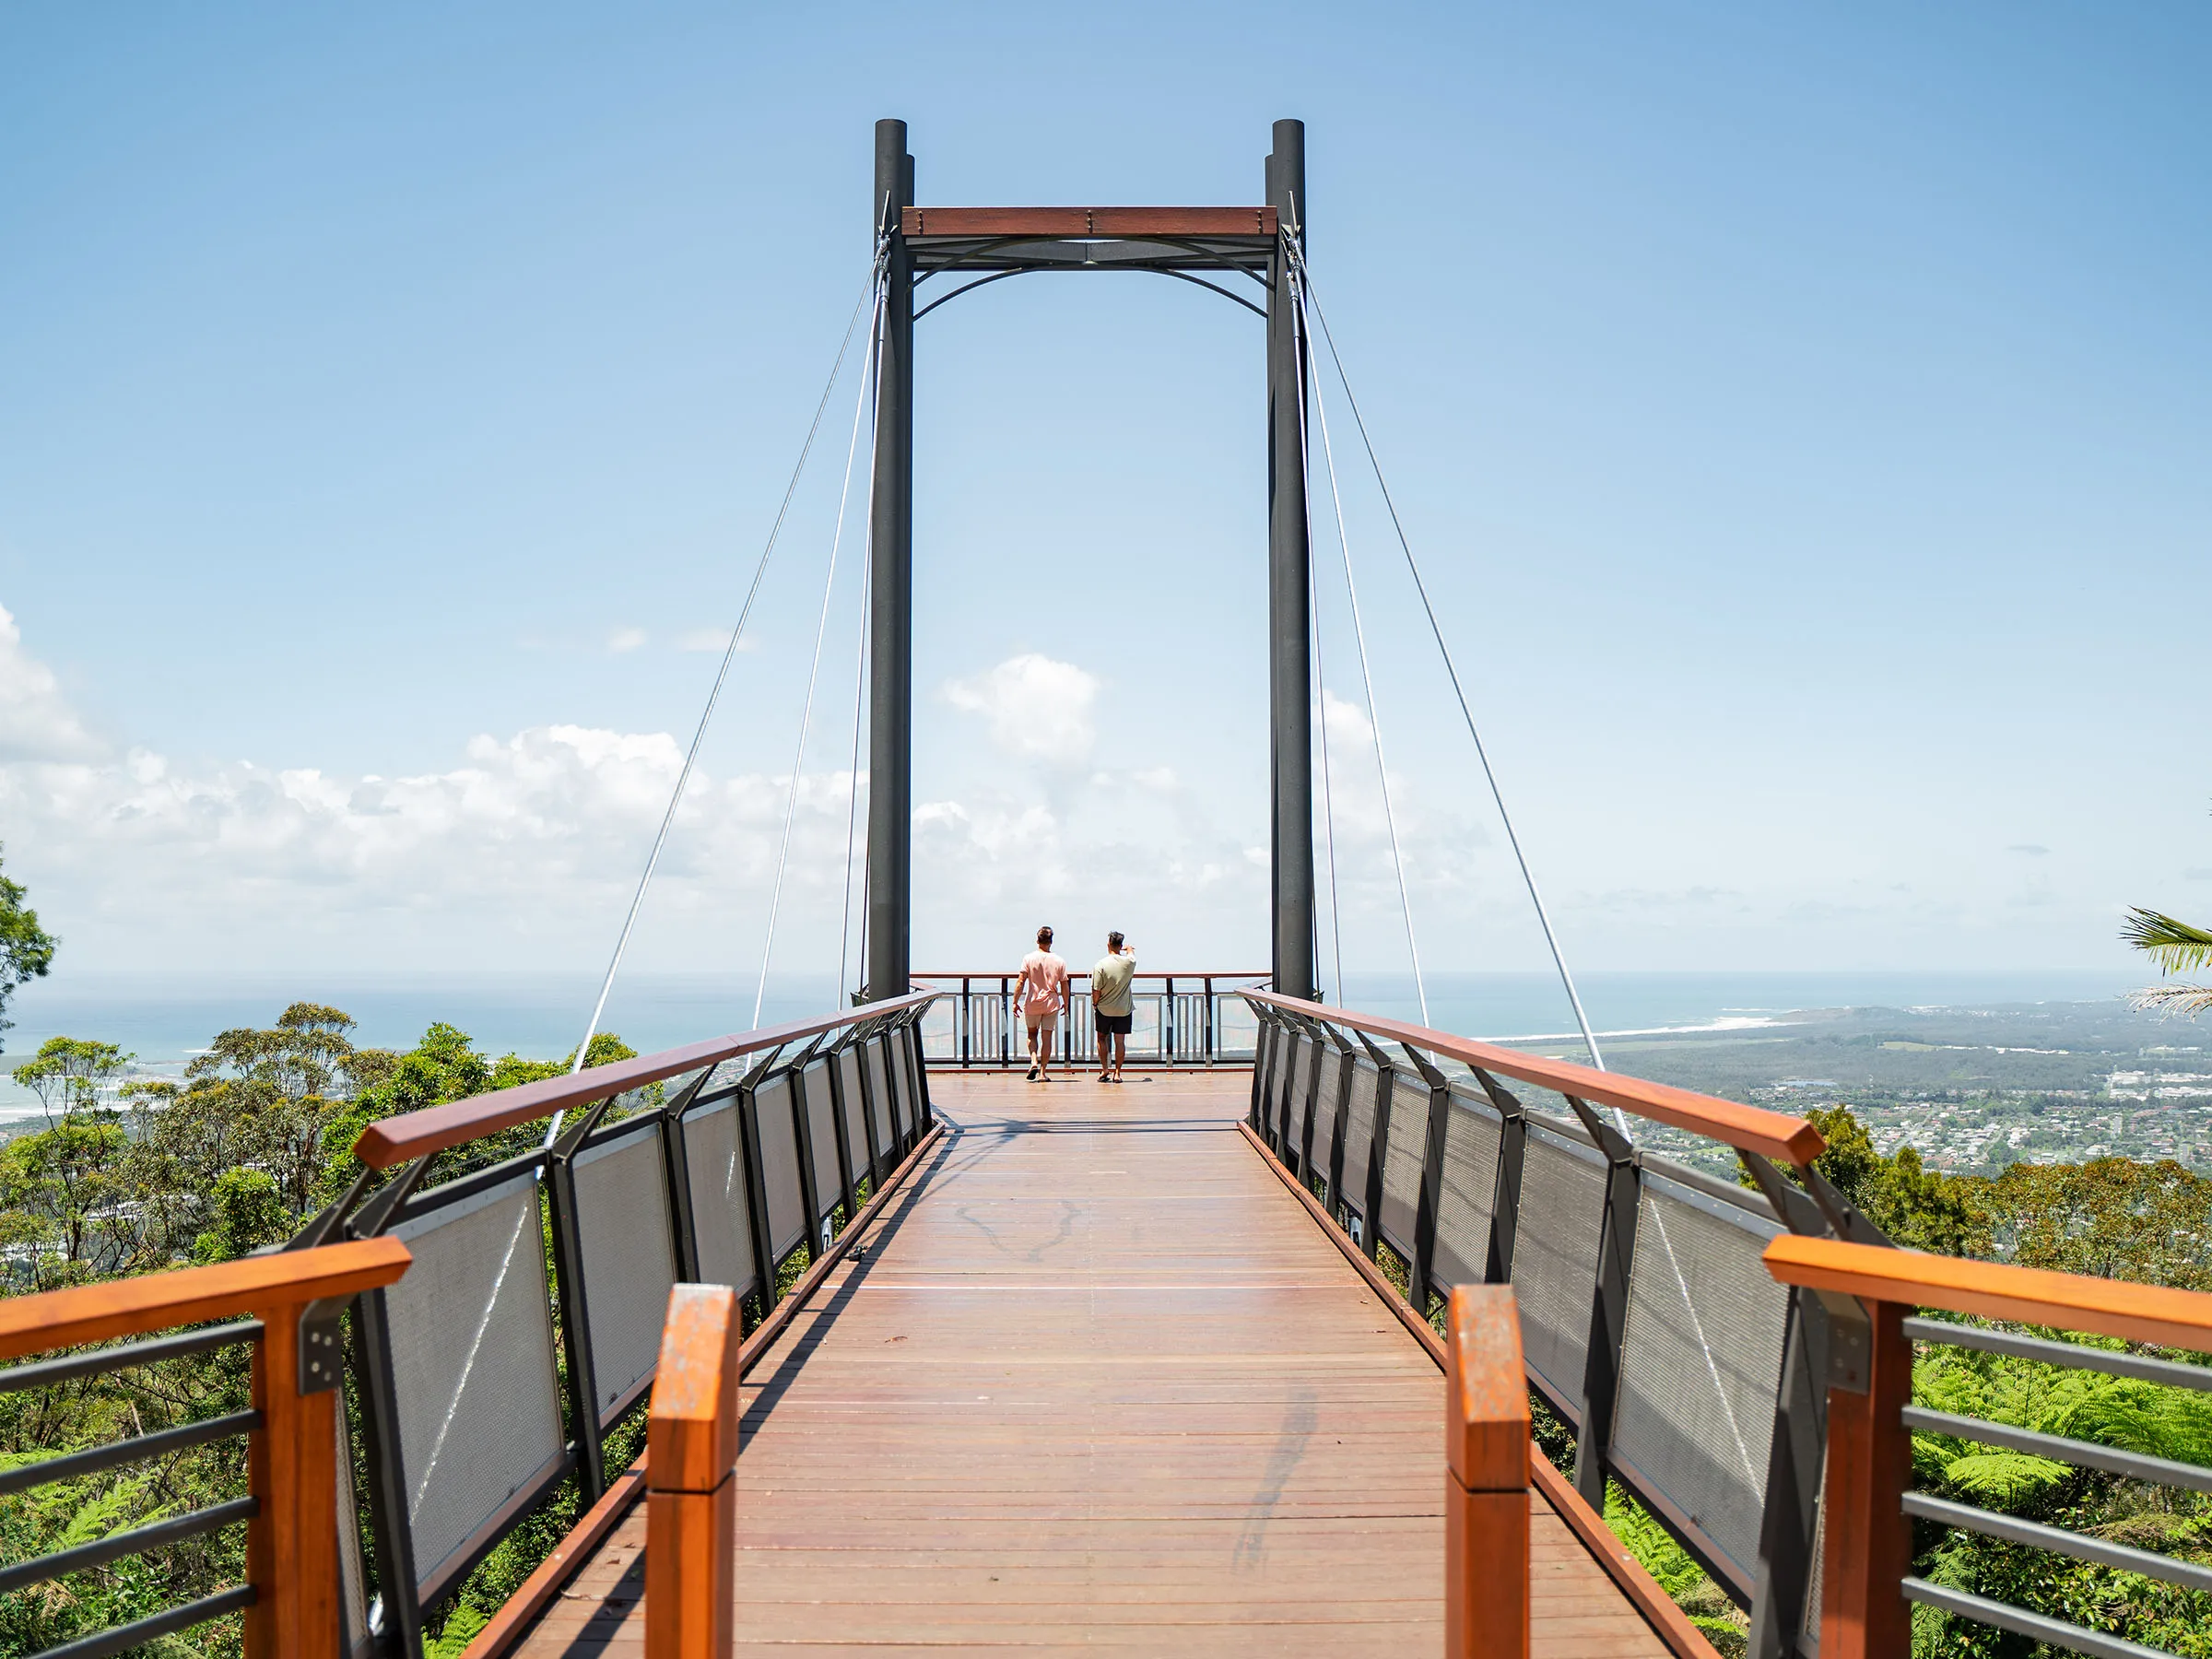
[{"xmin": 1017, "ymin": 924, "xmax": 1070, "ymax": 1082}]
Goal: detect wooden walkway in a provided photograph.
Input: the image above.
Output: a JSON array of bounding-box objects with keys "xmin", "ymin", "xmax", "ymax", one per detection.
[{"xmin": 505, "ymin": 1069, "xmax": 1678, "ymax": 1655}]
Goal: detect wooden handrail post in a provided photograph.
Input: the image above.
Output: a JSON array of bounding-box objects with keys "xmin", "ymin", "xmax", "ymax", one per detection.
[
  {"xmin": 648, "ymin": 1284, "xmax": 742, "ymax": 1659},
  {"xmin": 1445, "ymin": 1285, "xmax": 1530, "ymax": 1659},
  {"xmin": 246, "ymin": 1299, "xmax": 337, "ymax": 1659},
  {"xmin": 1817, "ymin": 1298, "xmax": 1912, "ymax": 1659}
]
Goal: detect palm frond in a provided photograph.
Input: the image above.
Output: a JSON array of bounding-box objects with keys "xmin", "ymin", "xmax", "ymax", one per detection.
[
  {"xmin": 2127, "ymin": 983, "xmax": 2212, "ymax": 1017},
  {"xmin": 2122, "ymin": 908, "xmax": 2212, "ymax": 975}
]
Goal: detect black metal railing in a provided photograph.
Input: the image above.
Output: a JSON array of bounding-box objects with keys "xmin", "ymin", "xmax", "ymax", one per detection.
[
  {"xmin": 304, "ymin": 990, "xmax": 940, "ymax": 1659},
  {"xmin": 1244, "ymin": 989, "xmax": 1856, "ymax": 1659},
  {"xmin": 912, "ymin": 971, "xmax": 1266, "ymax": 1068},
  {"xmin": 0, "ymin": 1238, "xmax": 412, "ymax": 1659},
  {"xmin": 0, "ymin": 1323, "xmax": 263, "ymax": 1659}
]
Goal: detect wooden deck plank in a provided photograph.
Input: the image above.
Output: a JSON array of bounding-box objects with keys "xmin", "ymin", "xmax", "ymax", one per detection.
[{"xmin": 506, "ymin": 1070, "xmax": 1673, "ymax": 1655}]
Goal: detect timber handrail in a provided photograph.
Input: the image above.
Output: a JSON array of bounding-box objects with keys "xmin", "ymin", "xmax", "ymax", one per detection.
[
  {"xmin": 1759, "ymin": 1234, "xmax": 2212, "ymax": 1659},
  {"xmin": 646, "ymin": 1284, "xmax": 741, "ymax": 1659},
  {"xmin": 1445, "ymin": 1285, "xmax": 1530, "ymax": 1659},
  {"xmin": 1245, "ymin": 989, "xmax": 1825, "ymax": 1165},
  {"xmin": 354, "ymin": 988, "xmax": 939, "ymax": 1168},
  {"xmin": 1764, "ymin": 1234, "xmax": 2212, "ymax": 1353},
  {"xmin": 0, "ymin": 1237, "xmax": 413, "ymax": 1358},
  {"xmin": 0, "ymin": 1239, "xmax": 412, "ymax": 1659}
]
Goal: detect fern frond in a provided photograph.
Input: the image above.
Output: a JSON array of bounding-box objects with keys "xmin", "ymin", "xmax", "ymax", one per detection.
[
  {"xmin": 1939, "ymin": 1450, "xmax": 2070, "ymax": 1506},
  {"xmin": 2122, "ymin": 908, "xmax": 2212, "ymax": 975}
]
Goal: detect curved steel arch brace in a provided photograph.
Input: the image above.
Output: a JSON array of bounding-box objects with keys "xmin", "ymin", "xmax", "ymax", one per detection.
[
  {"xmin": 915, "ymin": 234, "xmax": 1273, "ymax": 286},
  {"xmin": 914, "ymin": 264, "xmax": 1266, "ymax": 322}
]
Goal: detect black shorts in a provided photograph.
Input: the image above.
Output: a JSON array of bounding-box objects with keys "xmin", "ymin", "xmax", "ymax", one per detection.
[{"xmin": 1095, "ymin": 1012, "xmax": 1133, "ymax": 1036}]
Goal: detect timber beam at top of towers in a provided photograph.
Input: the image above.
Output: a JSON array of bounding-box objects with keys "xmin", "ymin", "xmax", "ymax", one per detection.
[{"xmin": 900, "ymin": 206, "xmax": 1278, "ymax": 274}]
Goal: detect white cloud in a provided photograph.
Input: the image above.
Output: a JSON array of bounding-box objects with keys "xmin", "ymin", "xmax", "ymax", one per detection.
[
  {"xmin": 1321, "ymin": 689, "xmax": 1372, "ymax": 750},
  {"xmin": 0, "ymin": 605, "xmax": 102, "ymax": 763},
  {"xmin": 0, "ymin": 718, "xmax": 886, "ymax": 967},
  {"xmin": 607, "ymin": 627, "xmax": 648, "ymax": 653},
  {"xmin": 942, "ymin": 653, "xmax": 1098, "ymax": 763}
]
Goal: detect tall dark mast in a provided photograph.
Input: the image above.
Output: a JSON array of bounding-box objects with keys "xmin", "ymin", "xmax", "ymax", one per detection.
[
  {"xmin": 864, "ymin": 118, "xmax": 915, "ymax": 1001},
  {"xmin": 1265, "ymin": 119, "xmax": 1315, "ymax": 999}
]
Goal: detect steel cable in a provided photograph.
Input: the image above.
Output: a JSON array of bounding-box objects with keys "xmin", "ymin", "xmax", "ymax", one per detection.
[
  {"xmin": 837, "ymin": 287, "xmax": 884, "ymax": 1008},
  {"xmin": 1286, "ymin": 279, "xmax": 1346, "ymax": 1006},
  {"xmin": 1287, "ymin": 244, "xmax": 1604, "ymax": 1073},
  {"xmin": 1294, "ymin": 272, "xmax": 1429, "ymax": 1025},
  {"xmin": 756, "ymin": 272, "xmax": 888, "ymax": 1029},
  {"xmin": 547, "ymin": 245, "xmax": 887, "ymax": 1144},
  {"xmin": 1289, "ymin": 239, "xmax": 1761, "ymax": 1492}
]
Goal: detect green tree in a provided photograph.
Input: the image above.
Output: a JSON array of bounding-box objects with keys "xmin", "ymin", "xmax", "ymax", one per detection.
[
  {"xmin": 1983, "ymin": 1158, "xmax": 2212, "ymax": 1291},
  {"xmin": 178, "ymin": 1003, "xmax": 374, "ymax": 1216},
  {"xmin": 192, "ymin": 1169, "xmax": 291, "ymax": 1263},
  {"xmin": 1798, "ymin": 1104, "xmax": 1990, "ymax": 1255},
  {"xmin": 1, "ymin": 1040, "xmax": 134, "ymax": 1285},
  {"xmin": 0, "ymin": 842, "xmax": 57, "ymax": 1053}
]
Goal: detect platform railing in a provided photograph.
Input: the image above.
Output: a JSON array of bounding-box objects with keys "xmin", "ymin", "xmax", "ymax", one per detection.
[
  {"xmin": 912, "ymin": 971, "xmax": 1266, "ymax": 1068},
  {"xmin": 0, "ymin": 1239, "xmax": 412, "ymax": 1659},
  {"xmin": 291, "ymin": 988, "xmax": 939, "ymax": 1659},
  {"xmin": 1445, "ymin": 1284, "xmax": 1532, "ymax": 1659},
  {"xmin": 645, "ymin": 1283, "xmax": 740, "ymax": 1659},
  {"xmin": 1244, "ymin": 988, "xmax": 1848, "ymax": 1659},
  {"xmin": 1764, "ymin": 1237, "xmax": 2212, "ymax": 1659}
]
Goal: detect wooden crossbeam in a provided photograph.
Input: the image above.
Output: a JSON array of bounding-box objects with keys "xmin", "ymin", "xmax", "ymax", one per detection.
[{"xmin": 901, "ymin": 206, "xmax": 1277, "ymax": 239}]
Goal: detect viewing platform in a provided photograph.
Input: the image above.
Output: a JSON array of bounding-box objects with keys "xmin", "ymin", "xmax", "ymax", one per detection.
[{"xmin": 501, "ymin": 1068, "xmax": 1677, "ymax": 1656}]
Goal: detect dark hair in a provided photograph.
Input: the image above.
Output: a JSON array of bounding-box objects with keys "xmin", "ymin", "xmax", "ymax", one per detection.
[
  {"xmin": 1037, "ymin": 924, "xmax": 1053, "ymax": 946},
  {"xmin": 1107, "ymin": 930, "xmax": 1124, "ymax": 950}
]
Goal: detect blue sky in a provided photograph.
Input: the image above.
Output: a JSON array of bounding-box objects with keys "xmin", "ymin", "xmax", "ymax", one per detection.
[{"xmin": 0, "ymin": 3, "xmax": 2206, "ymax": 986}]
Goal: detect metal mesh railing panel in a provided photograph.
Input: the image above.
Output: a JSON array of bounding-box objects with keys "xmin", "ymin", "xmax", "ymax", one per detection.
[
  {"xmin": 1340, "ymin": 1054, "xmax": 1382, "ymax": 1211},
  {"xmin": 572, "ymin": 1118, "xmax": 679, "ymax": 1422},
  {"xmin": 1805, "ymin": 1474, "xmax": 1826, "ymax": 1646},
  {"xmin": 1512, "ymin": 1122, "xmax": 1609, "ymax": 1418},
  {"xmin": 864, "ymin": 1038, "xmax": 895, "ymax": 1169},
  {"xmin": 337, "ymin": 1403, "xmax": 370, "ymax": 1659},
  {"xmin": 679, "ymin": 1096, "xmax": 759, "ymax": 1297},
  {"xmin": 836, "ymin": 1047, "xmax": 872, "ymax": 1177},
  {"xmin": 1430, "ymin": 1084, "xmax": 1503, "ymax": 1290},
  {"xmin": 1283, "ymin": 1040, "xmax": 1309, "ymax": 1159},
  {"xmin": 799, "ymin": 1058, "xmax": 841, "ymax": 1221},
  {"xmin": 887, "ymin": 1034, "xmax": 915, "ymax": 1142},
  {"xmin": 751, "ymin": 1073, "xmax": 807, "ymax": 1261},
  {"xmin": 1309, "ymin": 1047, "xmax": 1340, "ymax": 1181},
  {"xmin": 385, "ymin": 1171, "xmax": 567, "ymax": 1600},
  {"xmin": 1256, "ymin": 1024, "xmax": 1285, "ymax": 1133},
  {"xmin": 1610, "ymin": 1174, "xmax": 1788, "ymax": 1585},
  {"xmin": 1318, "ymin": 1044, "xmax": 1347, "ymax": 1170},
  {"xmin": 1379, "ymin": 1074, "xmax": 1431, "ymax": 1253}
]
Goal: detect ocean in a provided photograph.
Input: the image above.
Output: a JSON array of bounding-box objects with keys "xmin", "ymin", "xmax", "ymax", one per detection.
[{"xmin": 0, "ymin": 965, "xmax": 2142, "ymax": 1125}]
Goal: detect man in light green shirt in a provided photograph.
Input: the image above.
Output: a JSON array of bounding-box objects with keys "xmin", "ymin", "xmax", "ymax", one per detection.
[{"xmin": 1091, "ymin": 932, "xmax": 1135, "ymax": 1083}]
